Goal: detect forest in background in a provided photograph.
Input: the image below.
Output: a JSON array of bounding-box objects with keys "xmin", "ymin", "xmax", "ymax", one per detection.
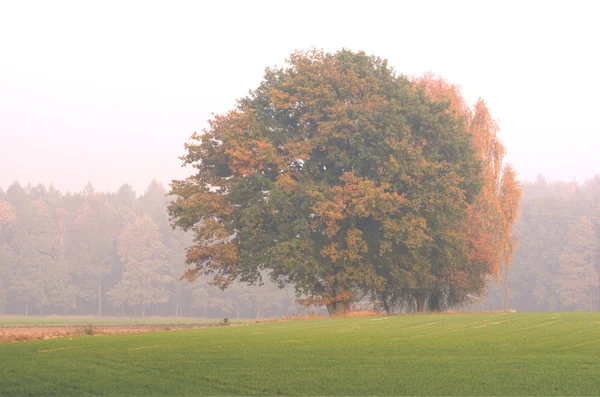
[
  {"xmin": 1, "ymin": 175, "xmax": 599, "ymax": 317},
  {"xmin": 474, "ymin": 175, "xmax": 600, "ymax": 312},
  {"xmin": 0, "ymin": 180, "xmax": 301, "ymax": 319}
]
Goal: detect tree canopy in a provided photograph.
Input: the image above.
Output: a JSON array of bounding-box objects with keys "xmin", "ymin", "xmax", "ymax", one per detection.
[{"xmin": 169, "ymin": 49, "xmax": 519, "ymax": 315}]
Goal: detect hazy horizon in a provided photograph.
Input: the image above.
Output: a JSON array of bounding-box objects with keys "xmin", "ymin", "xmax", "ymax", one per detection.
[{"xmin": 2, "ymin": 0, "xmax": 599, "ymax": 194}]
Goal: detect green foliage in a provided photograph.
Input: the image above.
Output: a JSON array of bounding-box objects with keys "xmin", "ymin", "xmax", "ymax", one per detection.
[
  {"xmin": 2, "ymin": 313, "xmax": 600, "ymax": 395},
  {"xmin": 169, "ymin": 50, "xmax": 483, "ymax": 315}
]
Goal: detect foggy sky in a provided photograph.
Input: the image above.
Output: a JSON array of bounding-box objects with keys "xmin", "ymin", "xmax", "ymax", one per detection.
[{"xmin": 1, "ymin": 0, "xmax": 599, "ymax": 195}]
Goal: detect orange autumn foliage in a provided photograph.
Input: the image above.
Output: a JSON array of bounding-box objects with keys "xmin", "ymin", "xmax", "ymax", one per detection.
[
  {"xmin": 414, "ymin": 74, "xmax": 521, "ymax": 281},
  {"xmin": 170, "ymin": 50, "xmax": 504, "ymax": 316}
]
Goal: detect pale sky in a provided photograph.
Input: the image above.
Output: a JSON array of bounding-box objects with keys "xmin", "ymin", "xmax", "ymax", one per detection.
[{"xmin": 1, "ymin": 0, "xmax": 599, "ymax": 194}]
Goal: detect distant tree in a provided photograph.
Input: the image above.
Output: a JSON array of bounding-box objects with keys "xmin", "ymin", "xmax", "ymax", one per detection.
[
  {"xmin": 70, "ymin": 188, "xmax": 116, "ymax": 316},
  {"xmin": 5, "ymin": 182, "xmax": 27, "ymax": 212},
  {"xmin": 165, "ymin": 227, "xmax": 193, "ymax": 316},
  {"xmin": 9, "ymin": 198, "xmax": 58, "ymax": 315},
  {"xmin": 559, "ymin": 217, "xmax": 599, "ymax": 311},
  {"xmin": 0, "ymin": 201, "xmax": 16, "ymax": 226},
  {"xmin": 0, "ymin": 179, "xmax": 325, "ymax": 317},
  {"xmin": 140, "ymin": 179, "xmax": 192, "ymax": 316},
  {"xmin": 169, "ymin": 50, "xmax": 483, "ymax": 315},
  {"xmin": 0, "ymin": 244, "xmax": 12, "ymax": 314},
  {"xmin": 0, "ymin": 201, "xmax": 16, "ymax": 314},
  {"xmin": 114, "ymin": 184, "xmax": 142, "ymax": 214},
  {"xmin": 236, "ymin": 278, "xmax": 292, "ymax": 320},
  {"xmin": 140, "ymin": 179, "xmax": 170, "ymax": 234},
  {"xmin": 190, "ymin": 283, "xmax": 236, "ymax": 318},
  {"xmin": 107, "ymin": 215, "xmax": 170, "ymax": 316},
  {"xmin": 472, "ymin": 175, "xmax": 600, "ymax": 313},
  {"xmin": 190, "ymin": 285, "xmax": 212, "ymax": 317}
]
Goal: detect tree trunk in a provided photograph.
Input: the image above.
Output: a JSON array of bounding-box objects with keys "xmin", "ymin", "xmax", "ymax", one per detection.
[
  {"xmin": 428, "ymin": 294, "xmax": 441, "ymax": 312},
  {"xmin": 325, "ymin": 281, "xmax": 351, "ymax": 316},
  {"xmin": 416, "ymin": 296, "xmax": 426, "ymax": 313},
  {"xmin": 25, "ymin": 300, "xmax": 29, "ymax": 316},
  {"xmin": 256, "ymin": 294, "xmax": 261, "ymax": 320},
  {"xmin": 504, "ymin": 264, "xmax": 509, "ymax": 312},
  {"xmin": 326, "ymin": 300, "xmax": 350, "ymax": 316},
  {"xmin": 142, "ymin": 305, "xmax": 146, "ymax": 317},
  {"xmin": 97, "ymin": 281, "xmax": 102, "ymax": 317},
  {"xmin": 382, "ymin": 299, "xmax": 391, "ymax": 316}
]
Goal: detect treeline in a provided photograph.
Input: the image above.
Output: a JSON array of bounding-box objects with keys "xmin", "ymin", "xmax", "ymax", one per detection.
[
  {"xmin": 475, "ymin": 175, "xmax": 600, "ymax": 312},
  {"xmin": 0, "ymin": 180, "xmax": 301, "ymax": 318},
  {"xmin": 3, "ymin": 175, "xmax": 599, "ymax": 316}
]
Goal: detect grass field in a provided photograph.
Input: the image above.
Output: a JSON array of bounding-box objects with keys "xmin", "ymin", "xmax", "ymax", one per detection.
[
  {"xmin": 0, "ymin": 316, "xmax": 224, "ymax": 328},
  {"xmin": 1, "ymin": 312, "xmax": 599, "ymax": 396}
]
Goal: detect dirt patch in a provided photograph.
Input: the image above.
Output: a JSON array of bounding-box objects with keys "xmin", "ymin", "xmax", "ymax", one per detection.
[{"xmin": 0, "ymin": 325, "xmax": 207, "ymax": 344}]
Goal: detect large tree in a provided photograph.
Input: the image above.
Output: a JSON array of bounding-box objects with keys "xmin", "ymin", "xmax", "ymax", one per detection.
[{"xmin": 169, "ymin": 50, "xmax": 486, "ymax": 315}]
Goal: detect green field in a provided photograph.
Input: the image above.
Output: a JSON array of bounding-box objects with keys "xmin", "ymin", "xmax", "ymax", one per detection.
[
  {"xmin": 0, "ymin": 316, "xmax": 225, "ymax": 328},
  {"xmin": 1, "ymin": 313, "xmax": 600, "ymax": 396}
]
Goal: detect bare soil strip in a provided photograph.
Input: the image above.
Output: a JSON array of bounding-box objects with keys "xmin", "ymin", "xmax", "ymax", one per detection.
[{"xmin": 0, "ymin": 325, "xmax": 207, "ymax": 344}]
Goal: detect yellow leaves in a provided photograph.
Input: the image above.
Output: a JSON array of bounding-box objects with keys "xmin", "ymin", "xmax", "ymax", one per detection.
[
  {"xmin": 184, "ymin": 241, "xmax": 238, "ymax": 287},
  {"xmin": 172, "ymin": 50, "xmax": 517, "ymax": 312},
  {"xmin": 466, "ymin": 103, "xmax": 519, "ymax": 279},
  {"xmin": 194, "ymin": 218, "xmax": 231, "ymax": 243},
  {"xmin": 314, "ymin": 200, "xmax": 344, "ymax": 237},
  {"xmin": 0, "ymin": 201, "xmax": 16, "ymax": 225},
  {"xmin": 225, "ymin": 138, "xmax": 277, "ymax": 177},
  {"xmin": 269, "ymin": 88, "xmax": 294, "ymax": 110},
  {"xmin": 206, "ymin": 107, "xmax": 278, "ymax": 178},
  {"xmin": 498, "ymin": 164, "xmax": 522, "ymax": 267},
  {"xmin": 282, "ymin": 139, "xmax": 314, "ymax": 163},
  {"xmin": 314, "ymin": 172, "xmax": 405, "ymax": 238},
  {"xmin": 412, "ymin": 72, "xmax": 471, "ymax": 120},
  {"xmin": 500, "ymin": 165, "xmax": 521, "ymax": 226},
  {"xmin": 179, "ymin": 191, "xmax": 232, "ymax": 221},
  {"xmin": 312, "ymin": 171, "xmax": 407, "ymax": 271},
  {"xmin": 320, "ymin": 243, "xmax": 339, "ymax": 262},
  {"xmin": 415, "ymin": 73, "xmax": 522, "ymax": 282},
  {"xmin": 319, "ymin": 230, "xmax": 368, "ymax": 266},
  {"xmin": 276, "ymin": 173, "xmax": 298, "ymax": 194},
  {"xmin": 343, "ymin": 228, "xmax": 368, "ymax": 262},
  {"xmin": 30, "ymin": 200, "xmax": 48, "ymax": 215},
  {"xmin": 470, "ymin": 99, "xmax": 505, "ymax": 181}
]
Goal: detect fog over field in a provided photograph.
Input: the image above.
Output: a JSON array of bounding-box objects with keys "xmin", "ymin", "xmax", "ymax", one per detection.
[
  {"xmin": 2, "ymin": 1, "xmax": 599, "ymax": 193},
  {"xmin": 1, "ymin": 1, "xmax": 600, "ymax": 318}
]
